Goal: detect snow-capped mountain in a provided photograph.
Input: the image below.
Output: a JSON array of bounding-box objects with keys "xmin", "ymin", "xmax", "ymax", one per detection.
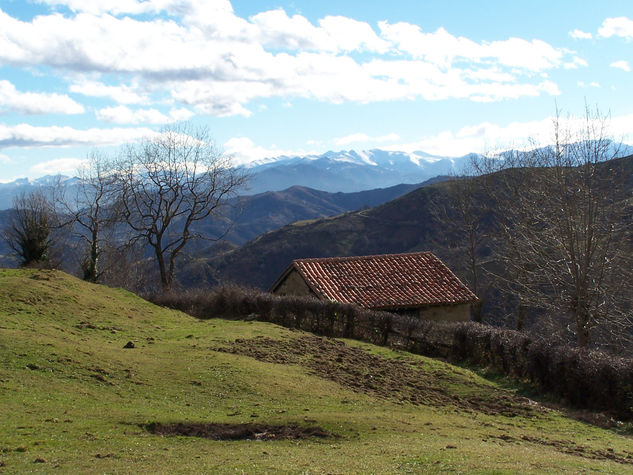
[
  {"xmin": 0, "ymin": 149, "xmax": 477, "ymax": 209},
  {"xmin": 242, "ymin": 149, "xmax": 478, "ymax": 195},
  {"xmin": 0, "ymin": 175, "xmax": 85, "ymax": 210}
]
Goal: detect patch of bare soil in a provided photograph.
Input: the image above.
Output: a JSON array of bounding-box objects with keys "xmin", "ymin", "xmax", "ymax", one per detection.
[
  {"xmin": 144, "ymin": 422, "xmax": 332, "ymax": 441},
  {"xmin": 215, "ymin": 336, "xmax": 538, "ymax": 418},
  {"xmin": 490, "ymin": 434, "xmax": 633, "ymax": 465}
]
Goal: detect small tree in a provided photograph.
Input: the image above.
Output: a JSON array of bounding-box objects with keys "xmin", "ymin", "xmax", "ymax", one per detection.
[
  {"xmin": 474, "ymin": 108, "xmax": 633, "ymax": 348},
  {"xmin": 117, "ymin": 123, "xmax": 247, "ymax": 292},
  {"xmin": 2, "ymin": 190, "xmax": 55, "ymax": 267}
]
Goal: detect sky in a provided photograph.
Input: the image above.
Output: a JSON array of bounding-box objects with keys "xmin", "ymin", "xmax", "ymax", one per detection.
[{"xmin": 0, "ymin": 0, "xmax": 632, "ymax": 182}]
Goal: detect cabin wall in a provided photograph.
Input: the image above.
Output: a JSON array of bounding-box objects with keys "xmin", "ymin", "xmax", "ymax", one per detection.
[
  {"xmin": 418, "ymin": 303, "xmax": 471, "ymax": 322},
  {"xmin": 272, "ymin": 269, "xmax": 314, "ymax": 297}
]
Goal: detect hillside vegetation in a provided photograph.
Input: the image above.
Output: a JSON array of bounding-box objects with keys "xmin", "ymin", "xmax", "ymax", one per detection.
[
  {"xmin": 200, "ymin": 156, "xmax": 633, "ymax": 293},
  {"xmin": 190, "ymin": 182, "xmax": 453, "ymax": 289},
  {"xmin": 1, "ymin": 269, "xmax": 633, "ymax": 473},
  {"xmin": 188, "ymin": 182, "xmax": 426, "ymax": 249}
]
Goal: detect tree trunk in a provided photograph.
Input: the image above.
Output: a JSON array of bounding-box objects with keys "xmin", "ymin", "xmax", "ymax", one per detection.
[
  {"xmin": 83, "ymin": 226, "xmax": 100, "ymax": 283},
  {"xmin": 155, "ymin": 244, "xmax": 171, "ymax": 293},
  {"xmin": 516, "ymin": 303, "xmax": 526, "ymax": 331},
  {"xmin": 576, "ymin": 318, "xmax": 590, "ymax": 348}
]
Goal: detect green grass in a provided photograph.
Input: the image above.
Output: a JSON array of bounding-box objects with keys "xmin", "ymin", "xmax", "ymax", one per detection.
[{"xmin": 1, "ymin": 268, "xmax": 632, "ymax": 473}]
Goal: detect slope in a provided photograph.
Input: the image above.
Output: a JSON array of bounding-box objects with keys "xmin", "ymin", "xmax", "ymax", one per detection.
[
  {"xmin": 195, "ymin": 182, "xmax": 452, "ymax": 289},
  {"xmin": 192, "ymin": 181, "xmax": 428, "ymax": 247},
  {"xmin": 1, "ymin": 269, "xmax": 631, "ymax": 473}
]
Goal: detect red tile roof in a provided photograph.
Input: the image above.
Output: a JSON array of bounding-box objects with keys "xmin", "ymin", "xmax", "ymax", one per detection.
[{"xmin": 273, "ymin": 252, "xmax": 478, "ymax": 309}]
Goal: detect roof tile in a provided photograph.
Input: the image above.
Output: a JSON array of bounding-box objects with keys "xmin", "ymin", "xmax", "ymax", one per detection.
[{"xmin": 290, "ymin": 252, "xmax": 477, "ymax": 309}]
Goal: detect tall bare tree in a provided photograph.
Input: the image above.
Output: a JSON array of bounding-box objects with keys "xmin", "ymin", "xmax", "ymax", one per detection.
[
  {"xmin": 117, "ymin": 123, "xmax": 247, "ymax": 292},
  {"xmin": 433, "ymin": 166, "xmax": 490, "ymax": 322},
  {"xmin": 54, "ymin": 153, "xmax": 121, "ymax": 282},
  {"xmin": 474, "ymin": 108, "xmax": 633, "ymax": 347},
  {"xmin": 2, "ymin": 190, "xmax": 55, "ymax": 267}
]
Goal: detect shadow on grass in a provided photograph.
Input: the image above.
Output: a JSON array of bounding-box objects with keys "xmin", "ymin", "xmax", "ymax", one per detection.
[{"xmin": 143, "ymin": 422, "xmax": 334, "ymax": 441}]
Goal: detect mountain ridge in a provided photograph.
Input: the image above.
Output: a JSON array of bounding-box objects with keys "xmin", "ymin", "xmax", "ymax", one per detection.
[
  {"xmin": 243, "ymin": 148, "xmax": 476, "ymax": 194},
  {"xmin": 0, "ymin": 148, "xmax": 475, "ymax": 208}
]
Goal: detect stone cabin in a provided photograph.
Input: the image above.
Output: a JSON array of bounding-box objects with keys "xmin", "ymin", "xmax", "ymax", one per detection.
[{"xmin": 269, "ymin": 251, "xmax": 478, "ymax": 321}]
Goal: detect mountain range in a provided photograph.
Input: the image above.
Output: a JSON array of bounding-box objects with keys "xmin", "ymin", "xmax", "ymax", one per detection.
[
  {"xmin": 243, "ymin": 149, "xmax": 476, "ymax": 194},
  {"xmin": 0, "ymin": 148, "xmax": 473, "ymax": 209},
  {"xmin": 3, "ymin": 144, "xmax": 630, "ymax": 209}
]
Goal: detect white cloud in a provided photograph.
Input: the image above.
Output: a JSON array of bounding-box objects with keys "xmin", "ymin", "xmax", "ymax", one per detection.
[
  {"xmin": 223, "ymin": 136, "xmax": 312, "ymax": 165},
  {"xmin": 384, "ymin": 113, "xmax": 633, "ymax": 158},
  {"xmin": 36, "ymin": 0, "xmax": 161, "ymax": 15},
  {"xmin": 599, "ymin": 16, "xmax": 633, "ymax": 40},
  {"xmin": 249, "ymin": 9, "xmax": 388, "ymax": 53},
  {"xmin": 29, "ymin": 157, "xmax": 87, "ymax": 176},
  {"xmin": 0, "ymin": 80, "xmax": 84, "ymax": 115},
  {"xmin": 569, "ymin": 29, "xmax": 592, "ymax": 40},
  {"xmin": 0, "ymin": 123, "xmax": 155, "ymax": 148},
  {"xmin": 577, "ymin": 81, "xmax": 601, "ymax": 88},
  {"xmin": 610, "ymin": 114, "xmax": 633, "ymax": 140},
  {"xmin": 318, "ymin": 15, "xmax": 390, "ymax": 53},
  {"xmin": 169, "ymin": 107, "xmax": 195, "ymax": 121},
  {"xmin": 250, "ymin": 9, "xmax": 332, "ymax": 51},
  {"xmin": 610, "ymin": 60, "xmax": 631, "ymax": 72},
  {"xmin": 96, "ymin": 105, "xmax": 194, "ymax": 124},
  {"xmin": 564, "ymin": 57, "xmax": 588, "ymax": 69},
  {"xmin": 334, "ymin": 132, "xmax": 400, "ymax": 146},
  {"xmin": 69, "ymin": 79, "xmax": 147, "ymax": 104},
  {"xmin": 0, "ymin": 153, "xmax": 12, "ymax": 164},
  {"xmin": 378, "ymin": 22, "xmax": 565, "ymax": 71},
  {"xmin": 383, "ymin": 119, "xmax": 551, "ymax": 157},
  {"xmin": 0, "ymin": 2, "xmax": 569, "ymax": 116}
]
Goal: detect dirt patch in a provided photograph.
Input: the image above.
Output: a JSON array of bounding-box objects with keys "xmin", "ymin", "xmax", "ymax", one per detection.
[
  {"xmin": 144, "ymin": 422, "xmax": 332, "ymax": 441},
  {"xmin": 489, "ymin": 433, "xmax": 633, "ymax": 465},
  {"xmin": 214, "ymin": 336, "xmax": 538, "ymax": 418}
]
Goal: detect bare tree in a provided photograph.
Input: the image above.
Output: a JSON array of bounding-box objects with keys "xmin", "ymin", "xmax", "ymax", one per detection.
[
  {"xmin": 54, "ymin": 153, "xmax": 121, "ymax": 282},
  {"xmin": 433, "ymin": 166, "xmax": 490, "ymax": 322},
  {"xmin": 474, "ymin": 108, "xmax": 633, "ymax": 348},
  {"xmin": 2, "ymin": 190, "xmax": 55, "ymax": 267},
  {"xmin": 116, "ymin": 123, "xmax": 247, "ymax": 292}
]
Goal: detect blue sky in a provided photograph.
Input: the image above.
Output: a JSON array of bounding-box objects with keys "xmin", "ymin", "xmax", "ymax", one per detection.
[{"xmin": 0, "ymin": 0, "xmax": 632, "ymax": 181}]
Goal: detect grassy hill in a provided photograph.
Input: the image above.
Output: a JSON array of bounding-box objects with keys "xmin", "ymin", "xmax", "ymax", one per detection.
[{"xmin": 1, "ymin": 269, "xmax": 632, "ymax": 473}]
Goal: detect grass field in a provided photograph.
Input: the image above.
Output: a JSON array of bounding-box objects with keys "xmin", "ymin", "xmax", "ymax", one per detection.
[{"xmin": 1, "ymin": 268, "xmax": 632, "ymax": 473}]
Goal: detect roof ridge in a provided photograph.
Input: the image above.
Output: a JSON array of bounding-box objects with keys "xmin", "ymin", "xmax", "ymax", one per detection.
[{"xmin": 293, "ymin": 251, "xmax": 435, "ymax": 264}]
